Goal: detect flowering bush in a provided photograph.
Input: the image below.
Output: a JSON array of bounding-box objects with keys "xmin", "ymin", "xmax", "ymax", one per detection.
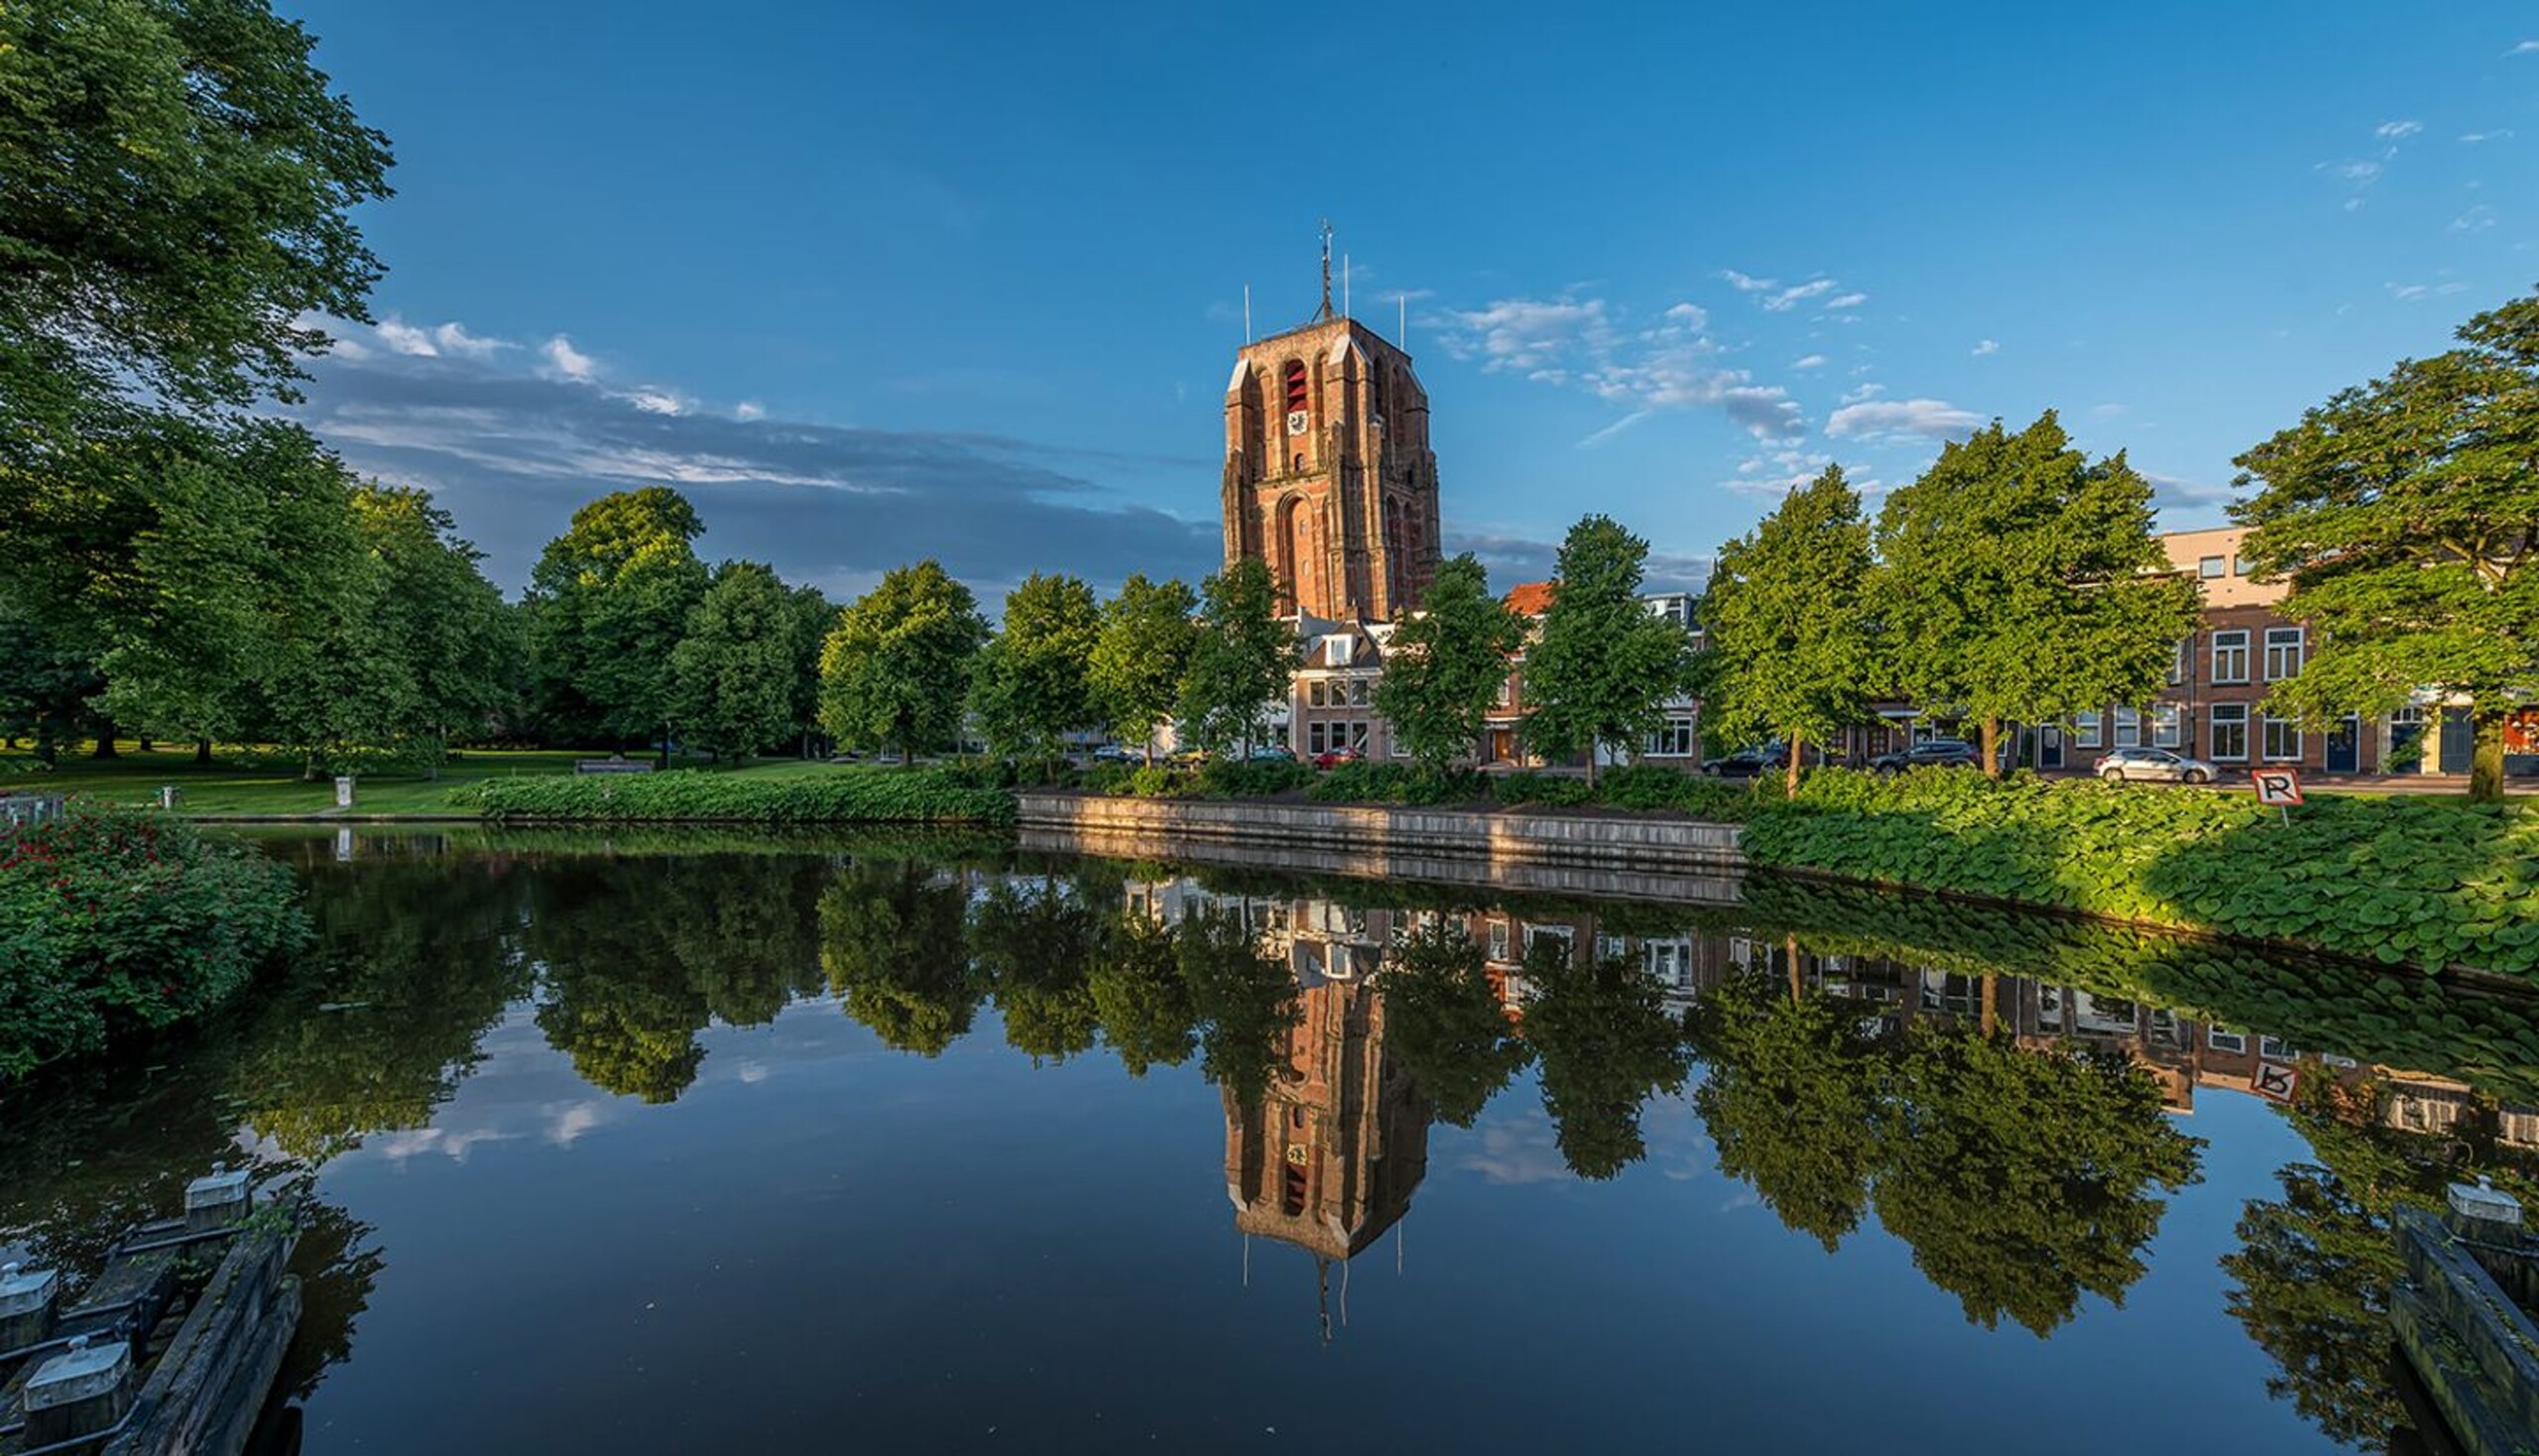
[{"xmin": 0, "ymin": 804, "xmax": 308, "ymax": 1079}]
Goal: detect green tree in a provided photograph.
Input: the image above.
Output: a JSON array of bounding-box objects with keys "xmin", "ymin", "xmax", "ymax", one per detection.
[
  {"xmin": 1516, "ymin": 937, "xmax": 1692, "ymax": 1179},
  {"xmin": 1374, "ymin": 554, "xmax": 1526, "ymax": 775},
  {"xmin": 817, "ymin": 560, "xmax": 989, "ymax": 762},
  {"xmin": 349, "ymin": 483, "xmax": 519, "ymax": 774},
  {"xmin": 0, "ymin": 611, "xmax": 103, "ymax": 765},
  {"xmin": 1377, "ymin": 919, "xmax": 1530, "ymax": 1127},
  {"xmin": 970, "ymin": 573, "xmax": 1103, "ymax": 776},
  {"xmin": 668, "ymin": 561, "xmax": 802, "ymax": 763},
  {"xmin": 1179, "ymin": 558, "xmax": 1293, "ymax": 757},
  {"xmin": 1698, "ymin": 466, "xmax": 1875, "ymax": 790},
  {"xmin": 1873, "ymin": 413, "xmax": 2198, "ymax": 776},
  {"xmin": 1520, "ymin": 516, "xmax": 1695, "ymax": 786},
  {"xmin": 786, "ymin": 584, "xmax": 839, "ymax": 757},
  {"xmin": 526, "ymin": 487, "xmax": 709, "ymax": 758},
  {"xmin": 1687, "ymin": 971, "xmax": 1883, "ymax": 1251},
  {"xmin": 2234, "ymin": 291, "xmax": 2539, "ymax": 800},
  {"xmin": 1089, "ymin": 573, "xmax": 1199, "ymax": 764}
]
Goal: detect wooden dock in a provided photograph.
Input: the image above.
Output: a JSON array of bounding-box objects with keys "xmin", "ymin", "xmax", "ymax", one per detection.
[{"xmin": 2392, "ymin": 1183, "xmax": 2539, "ymax": 1456}]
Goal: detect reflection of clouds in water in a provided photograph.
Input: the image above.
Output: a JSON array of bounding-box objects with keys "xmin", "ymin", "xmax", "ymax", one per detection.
[
  {"xmin": 1452, "ymin": 1093, "xmax": 1716, "ymax": 1186},
  {"xmin": 732, "ymin": 1058, "xmax": 772, "ymax": 1086},
  {"xmin": 545, "ymin": 1101, "xmax": 609, "ymax": 1148},
  {"xmin": 335, "ymin": 1098, "xmax": 616, "ymax": 1166},
  {"xmin": 368, "ymin": 1125, "xmax": 521, "ymax": 1165}
]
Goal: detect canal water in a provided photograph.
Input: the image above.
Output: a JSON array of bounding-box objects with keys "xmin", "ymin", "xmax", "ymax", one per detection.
[{"xmin": 6, "ymin": 828, "xmax": 2536, "ymax": 1453}]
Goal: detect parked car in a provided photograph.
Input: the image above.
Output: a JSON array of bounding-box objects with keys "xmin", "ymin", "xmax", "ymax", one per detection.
[
  {"xmin": 1312, "ymin": 747, "xmax": 1361, "ymax": 770},
  {"xmin": 1090, "ymin": 744, "xmax": 1138, "ymax": 764},
  {"xmin": 1701, "ymin": 746, "xmax": 1775, "ymax": 779},
  {"xmin": 2095, "ymin": 746, "xmax": 2222, "ymax": 786},
  {"xmin": 1245, "ymin": 744, "xmax": 1296, "ymax": 763},
  {"xmin": 1870, "ymin": 738, "xmax": 1982, "ymax": 773}
]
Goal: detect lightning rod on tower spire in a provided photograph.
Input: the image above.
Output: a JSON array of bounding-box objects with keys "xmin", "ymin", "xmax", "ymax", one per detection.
[{"xmin": 1315, "ymin": 219, "xmax": 1335, "ymax": 322}]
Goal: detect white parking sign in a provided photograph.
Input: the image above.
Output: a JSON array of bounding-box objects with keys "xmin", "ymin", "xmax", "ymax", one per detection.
[{"xmin": 2252, "ymin": 768, "xmax": 2304, "ymax": 806}]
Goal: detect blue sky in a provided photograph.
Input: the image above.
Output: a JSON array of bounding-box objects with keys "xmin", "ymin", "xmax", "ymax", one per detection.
[{"xmin": 283, "ymin": 0, "xmax": 2539, "ymax": 602}]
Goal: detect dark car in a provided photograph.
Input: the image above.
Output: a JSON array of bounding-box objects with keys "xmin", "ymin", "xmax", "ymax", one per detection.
[
  {"xmin": 1701, "ymin": 745, "xmax": 1776, "ymax": 779},
  {"xmin": 1870, "ymin": 738, "xmax": 1982, "ymax": 773}
]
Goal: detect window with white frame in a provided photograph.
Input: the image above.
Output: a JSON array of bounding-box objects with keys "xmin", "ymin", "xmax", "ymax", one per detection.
[
  {"xmin": 1647, "ymin": 716, "xmax": 1696, "ymax": 756},
  {"xmin": 1496, "ymin": 675, "xmax": 1514, "ymax": 707},
  {"xmin": 2264, "ymin": 626, "xmax": 2305, "ymax": 680},
  {"xmin": 1309, "ymin": 680, "xmax": 1328, "ymax": 707},
  {"xmin": 1643, "ymin": 940, "xmax": 1689, "ymax": 986},
  {"xmin": 1524, "ymin": 923, "xmax": 1574, "ymax": 963},
  {"xmin": 2199, "ymin": 555, "xmax": 2226, "ymax": 578},
  {"xmin": 2211, "ymin": 704, "xmax": 2249, "ymax": 761},
  {"xmin": 1307, "ymin": 722, "xmax": 1328, "ymax": 755},
  {"xmin": 2209, "ymin": 1028, "xmax": 2248, "ymax": 1054},
  {"xmin": 2113, "ymin": 706, "xmax": 2141, "ymax": 748},
  {"xmin": 1349, "ymin": 678, "xmax": 1370, "ymax": 706},
  {"xmin": 2234, "ymin": 555, "xmax": 2253, "ymax": 576},
  {"xmin": 2168, "ymin": 638, "xmax": 2187, "ymax": 685},
  {"xmin": 2152, "ymin": 702, "xmax": 2183, "ymax": 749},
  {"xmin": 1595, "ymin": 933, "xmax": 1629, "ymax": 963},
  {"xmin": 2073, "ymin": 710, "xmax": 2104, "ymax": 749},
  {"xmin": 2212, "ymin": 630, "xmax": 2250, "ymax": 684},
  {"xmin": 1487, "ymin": 921, "xmax": 1510, "ymax": 962},
  {"xmin": 2262, "ymin": 715, "xmax": 2302, "ymax": 761}
]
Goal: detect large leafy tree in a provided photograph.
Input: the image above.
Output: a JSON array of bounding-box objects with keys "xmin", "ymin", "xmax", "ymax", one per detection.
[
  {"xmin": 526, "ymin": 487, "xmax": 709, "ymax": 756},
  {"xmin": 668, "ymin": 561, "xmax": 802, "ymax": 763},
  {"xmin": 817, "ymin": 560, "xmax": 989, "ymax": 762},
  {"xmin": 1520, "ymin": 516, "xmax": 1695, "ymax": 785},
  {"xmin": 1874, "ymin": 413, "xmax": 2198, "ymax": 775},
  {"xmin": 1089, "ymin": 573, "xmax": 1198, "ymax": 764},
  {"xmin": 1375, "ymin": 554, "xmax": 1526, "ymax": 775},
  {"xmin": 786, "ymin": 584, "xmax": 838, "ymax": 757},
  {"xmin": 1179, "ymin": 557, "xmax": 1292, "ymax": 756},
  {"xmin": 1516, "ymin": 937, "xmax": 1692, "ymax": 1179},
  {"xmin": 970, "ymin": 573, "xmax": 1103, "ymax": 775},
  {"xmin": 1699, "ymin": 466, "xmax": 1875, "ymax": 789},
  {"xmin": 350, "ymin": 483, "xmax": 519, "ymax": 774},
  {"xmin": 2234, "ymin": 291, "xmax": 2539, "ymax": 800}
]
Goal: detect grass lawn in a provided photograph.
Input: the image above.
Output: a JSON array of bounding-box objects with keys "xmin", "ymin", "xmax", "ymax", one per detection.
[{"xmin": 0, "ymin": 744, "xmax": 848, "ymax": 817}]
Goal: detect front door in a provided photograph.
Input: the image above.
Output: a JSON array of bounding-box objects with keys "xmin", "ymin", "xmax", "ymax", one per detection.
[
  {"xmin": 1490, "ymin": 729, "xmax": 1513, "ymax": 764},
  {"xmin": 2440, "ymin": 708, "xmax": 2475, "ymax": 775},
  {"xmin": 2326, "ymin": 714, "xmax": 2359, "ymax": 774},
  {"xmin": 2390, "ymin": 711, "xmax": 2427, "ymax": 774},
  {"xmin": 2038, "ymin": 725, "xmax": 2064, "ymax": 771}
]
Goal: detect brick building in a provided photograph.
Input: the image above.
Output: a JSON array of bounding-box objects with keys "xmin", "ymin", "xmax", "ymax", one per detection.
[{"xmin": 1478, "ymin": 582, "xmax": 1704, "ymax": 768}]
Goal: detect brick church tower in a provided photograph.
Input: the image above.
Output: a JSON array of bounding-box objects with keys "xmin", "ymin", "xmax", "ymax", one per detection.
[{"xmin": 1221, "ymin": 269, "xmax": 1442, "ymax": 622}]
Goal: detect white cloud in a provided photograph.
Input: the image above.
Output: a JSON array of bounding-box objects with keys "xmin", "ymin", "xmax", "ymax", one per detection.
[
  {"xmin": 1437, "ymin": 294, "xmax": 1804, "ymax": 439},
  {"xmin": 541, "ymin": 334, "xmax": 597, "ymax": 382},
  {"xmin": 1720, "ymin": 269, "xmax": 1776, "ymax": 294},
  {"xmin": 1826, "ymin": 397, "xmax": 1983, "ymax": 440},
  {"xmin": 2507, "ymin": 39, "xmax": 2539, "ymax": 56},
  {"xmin": 2375, "ymin": 119, "xmax": 2423, "ymax": 140},
  {"xmin": 2391, "ymin": 283, "xmax": 2431, "ymax": 301},
  {"xmin": 1972, "ymin": 338, "xmax": 1999, "ymax": 357},
  {"xmin": 430, "ymin": 321, "xmax": 506, "ymax": 360},
  {"xmin": 735, "ymin": 401, "xmax": 766, "ymax": 422},
  {"xmin": 375, "ymin": 317, "xmax": 439, "ymax": 357},
  {"xmin": 2452, "ymin": 205, "xmax": 2496, "ymax": 233},
  {"xmin": 1576, "ymin": 411, "xmax": 1652, "ymax": 449},
  {"xmin": 1763, "ymin": 279, "xmax": 1836, "ymax": 311},
  {"xmin": 1840, "ymin": 381, "xmax": 1886, "ymax": 404},
  {"xmin": 1820, "ymin": 293, "xmax": 1869, "ymax": 310},
  {"xmin": 2461, "ymin": 129, "xmax": 2514, "ymax": 143},
  {"xmin": 1791, "ymin": 353, "xmax": 1827, "ymax": 370},
  {"xmin": 626, "ymin": 387, "xmax": 685, "ymax": 416},
  {"xmin": 1664, "ymin": 301, "xmax": 1710, "ymax": 329}
]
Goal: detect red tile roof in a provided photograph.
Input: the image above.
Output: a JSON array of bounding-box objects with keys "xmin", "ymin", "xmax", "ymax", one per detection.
[{"xmin": 1505, "ymin": 580, "xmax": 1556, "ymax": 617}]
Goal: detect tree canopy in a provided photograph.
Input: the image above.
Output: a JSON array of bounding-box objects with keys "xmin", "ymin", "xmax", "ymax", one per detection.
[
  {"xmin": 1697, "ymin": 465, "xmax": 1874, "ymax": 787},
  {"xmin": 1520, "ymin": 516, "xmax": 1694, "ymax": 784},
  {"xmin": 1375, "ymin": 554, "xmax": 1526, "ymax": 775},
  {"xmin": 1179, "ymin": 557, "xmax": 1292, "ymax": 756},
  {"xmin": 2234, "ymin": 290, "xmax": 2539, "ymax": 799},
  {"xmin": 670, "ymin": 561, "xmax": 806, "ymax": 763},
  {"xmin": 817, "ymin": 560, "xmax": 989, "ymax": 760},
  {"xmin": 527, "ymin": 487, "xmax": 709, "ymax": 754},
  {"xmin": 971, "ymin": 573, "xmax": 1103, "ymax": 773},
  {"xmin": 1089, "ymin": 574, "xmax": 1198, "ymax": 764}
]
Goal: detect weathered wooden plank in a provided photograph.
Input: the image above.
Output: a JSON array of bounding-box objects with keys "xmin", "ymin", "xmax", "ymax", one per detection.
[
  {"xmin": 104, "ymin": 1225, "xmax": 297, "ymax": 1456},
  {"xmin": 2393, "ymin": 1206, "xmax": 2539, "ymax": 1456}
]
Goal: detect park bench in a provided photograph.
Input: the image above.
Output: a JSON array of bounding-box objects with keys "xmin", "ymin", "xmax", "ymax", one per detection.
[{"xmin": 573, "ymin": 758, "xmax": 654, "ymax": 775}]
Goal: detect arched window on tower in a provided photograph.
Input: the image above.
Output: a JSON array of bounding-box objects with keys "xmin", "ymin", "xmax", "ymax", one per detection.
[{"xmin": 1283, "ymin": 359, "xmax": 1310, "ymax": 415}]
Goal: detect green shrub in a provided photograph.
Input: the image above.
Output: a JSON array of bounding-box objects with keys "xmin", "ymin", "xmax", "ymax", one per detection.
[
  {"xmin": 462, "ymin": 766, "xmax": 1014, "ymax": 825},
  {"xmin": 1197, "ymin": 760, "xmax": 1312, "ymax": 799},
  {"xmin": 1594, "ymin": 765, "xmax": 1766, "ymax": 821},
  {"xmin": 1739, "ymin": 769, "xmax": 2539, "ymax": 977},
  {"xmin": 1124, "ymin": 766, "xmax": 1188, "ymax": 797},
  {"xmin": 0, "ymin": 804, "xmax": 309, "ymax": 1079},
  {"xmin": 1498, "ymin": 772, "xmax": 1594, "ymax": 807},
  {"xmin": 1305, "ymin": 762, "xmax": 1488, "ymax": 805}
]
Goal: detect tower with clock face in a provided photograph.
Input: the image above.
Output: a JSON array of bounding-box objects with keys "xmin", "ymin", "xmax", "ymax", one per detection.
[{"xmin": 1221, "ymin": 311, "xmax": 1441, "ymax": 623}]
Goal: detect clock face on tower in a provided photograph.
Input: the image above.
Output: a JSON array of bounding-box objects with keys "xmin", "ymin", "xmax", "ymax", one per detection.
[{"xmin": 1286, "ymin": 410, "xmax": 1310, "ymax": 436}]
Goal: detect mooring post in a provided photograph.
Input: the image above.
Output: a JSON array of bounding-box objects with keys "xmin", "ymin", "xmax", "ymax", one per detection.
[
  {"xmin": 2447, "ymin": 1178, "xmax": 2525, "ymax": 1246},
  {"xmin": 184, "ymin": 1161, "xmax": 252, "ymax": 1235},
  {"xmin": 0, "ymin": 1261, "xmax": 60, "ymax": 1352},
  {"xmin": 22, "ymin": 1334, "xmax": 137, "ymax": 1446}
]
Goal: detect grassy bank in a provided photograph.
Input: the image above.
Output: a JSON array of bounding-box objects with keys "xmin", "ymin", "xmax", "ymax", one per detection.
[
  {"xmin": 1740, "ymin": 770, "xmax": 2539, "ymax": 978},
  {"xmin": 464, "ymin": 763, "xmax": 1014, "ymax": 825},
  {"xmin": 1, "ymin": 804, "xmax": 308, "ymax": 1079}
]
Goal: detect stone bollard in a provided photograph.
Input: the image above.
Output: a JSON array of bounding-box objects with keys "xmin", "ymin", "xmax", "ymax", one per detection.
[
  {"xmin": 184, "ymin": 1161, "xmax": 252, "ymax": 1235},
  {"xmin": 333, "ymin": 775, "xmax": 356, "ymax": 808},
  {"xmin": 2445, "ymin": 1178, "xmax": 2524, "ymax": 1246},
  {"xmin": 0, "ymin": 1261, "xmax": 60, "ymax": 1352},
  {"xmin": 23, "ymin": 1334, "xmax": 136, "ymax": 1445},
  {"xmin": 157, "ymin": 785, "xmax": 180, "ymax": 810}
]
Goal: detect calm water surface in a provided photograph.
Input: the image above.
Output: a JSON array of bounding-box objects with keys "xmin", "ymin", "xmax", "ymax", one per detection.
[{"xmin": 6, "ymin": 829, "xmax": 2536, "ymax": 1454}]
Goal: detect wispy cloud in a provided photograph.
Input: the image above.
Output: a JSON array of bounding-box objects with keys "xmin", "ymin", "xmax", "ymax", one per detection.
[
  {"xmin": 2507, "ymin": 39, "xmax": 2539, "ymax": 56},
  {"xmin": 1820, "ymin": 292, "xmax": 1869, "ymax": 312},
  {"xmin": 2322, "ymin": 117, "xmax": 2427, "ymax": 209},
  {"xmin": 1763, "ymin": 278, "xmax": 1836, "ymax": 311},
  {"xmin": 1826, "ymin": 397, "xmax": 1982, "ymax": 441},
  {"xmin": 541, "ymin": 334, "xmax": 598, "ymax": 382},
  {"xmin": 2460, "ymin": 129, "xmax": 2514, "ymax": 143},
  {"xmin": 1437, "ymin": 294, "xmax": 1804, "ymax": 439},
  {"xmin": 1971, "ymin": 339, "xmax": 1999, "ymax": 357},
  {"xmin": 1791, "ymin": 354, "xmax": 1827, "ymax": 370},
  {"xmin": 2452, "ymin": 204, "xmax": 2496, "ymax": 233},
  {"xmin": 2375, "ymin": 119, "xmax": 2423, "ymax": 140},
  {"xmin": 735, "ymin": 401, "xmax": 766, "ymax": 422}
]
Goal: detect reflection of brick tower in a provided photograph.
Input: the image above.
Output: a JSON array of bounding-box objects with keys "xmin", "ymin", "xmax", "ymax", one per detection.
[
  {"xmin": 1221, "ymin": 261, "xmax": 1442, "ymax": 623},
  {"xmin": 1223, "ymin": 952, "xmax": 1430, "ymax": 1285}
]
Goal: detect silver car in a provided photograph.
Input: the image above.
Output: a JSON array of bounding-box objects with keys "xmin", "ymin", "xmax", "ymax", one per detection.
[{"xmin": 2096, "ymin": 746, "xmax": 2221, "ymax": 785}]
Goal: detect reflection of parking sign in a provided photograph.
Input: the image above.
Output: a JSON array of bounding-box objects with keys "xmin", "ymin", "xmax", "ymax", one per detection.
[
  {"xmin": 2252, "ymin": 769, "xmax": 2304, "ymax": 806},
  {"xmin": 2253, "ymin": 1061, "xmax": 2299, "ymax": 1103}
]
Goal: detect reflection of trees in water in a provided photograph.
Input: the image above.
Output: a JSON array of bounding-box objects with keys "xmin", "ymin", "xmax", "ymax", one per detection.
[
  {"xmin": 1085, "ymin": 911, "xmax": 1196, "ymax": 1077},
  {"xmin": 1377, "ymin": 921, "xmax": 1530, "ymax": 1129},
  {"xmin": 1175, "ymin": 907, "xmax": 1300, "ymax": 1108},
  {"xmin": 1690, "ymin": 972, "xmax": 2203, "ymax": 1335},
  {"xmin": 818, "ymin": 859, "xmax": 981, "ymax": 1056},
  {"xmin": 970, "ymin": 875, "xmax": 1103, "ymax": 1062},
  {"xmin": 2223, "ymin": 1078, "xmax": 2539, "ymax": 1452},
  {"xmin": 1517, "ymin": 937, "xmax": 1694, "ymax": 1181},
  {"xmin": 279, "ymin": 1192, "xmax": 386, "ymax": 1401}
]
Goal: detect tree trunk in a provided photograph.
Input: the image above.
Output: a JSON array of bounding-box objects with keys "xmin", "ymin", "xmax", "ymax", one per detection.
[
  {"xmin": 1784, "ymin": 731, "xmax": 1804, "ymax": 794},
  {"xmin": 1981, "ymin": 975, "xmax": 1998, "ymax": 1036},
  {"xmin": 90, "ymin": 717, "xmax": 119, "ymax": 759},
  {"xmin": 2471, "ymin": 703, "xmax": 2508, "ymax": 803},
  {"xmin": 1586, "ymin": 742, "xmax": 1600, "ymax": 789},
  {"xmin": 1786, "ymin": 934, "xmax": 1801, "ymax": 1005},
  {"xmin": 136, "ymin": 735, "xmax": 152, "ymax": 754},
  {"xmin": 1979, "ymin": 717, "xmax": 2003, "ymax": 780},
  {"xmin": 657, "ymin": 726, "xmax": 671, "ymax": 771},
  {"xmin": 193, "ymin": 737, "xmax": 213, "ymax": 766}
]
